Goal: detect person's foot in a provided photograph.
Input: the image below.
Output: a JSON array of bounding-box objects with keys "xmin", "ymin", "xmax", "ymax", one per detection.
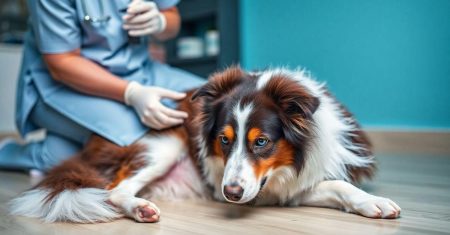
[
  {"xmin": 0, "ymin": 138, "xmax": 34, "ymax": 170},
  {"xmin": 0, "ymin": 138, "xmax": 17, "ymax": 151}
]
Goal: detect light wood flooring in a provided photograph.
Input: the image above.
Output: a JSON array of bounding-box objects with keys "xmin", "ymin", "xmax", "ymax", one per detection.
[{"xmin": 0, "ymin": 153, "xmax": 449, "ymax": 234}]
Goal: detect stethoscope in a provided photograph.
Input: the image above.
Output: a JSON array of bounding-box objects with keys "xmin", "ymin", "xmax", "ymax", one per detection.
[
  {"xmin": 81, "ymin": 0, "xmax": 142, "ymax": 43},
  {"xmin": 81, "ymin": 0, "xmax": 111, "ymax": 23}
]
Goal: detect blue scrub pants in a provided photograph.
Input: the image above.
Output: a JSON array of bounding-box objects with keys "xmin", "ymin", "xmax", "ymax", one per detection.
[{"xmin": 0, "ymin": 99, "xmax": 91, "ymax": 171}]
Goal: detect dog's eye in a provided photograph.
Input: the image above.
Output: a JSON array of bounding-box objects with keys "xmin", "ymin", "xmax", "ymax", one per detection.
[
  {"xmin": 255, "ymin": 137, "xmax": 269, "ymax": 147},
  {"xmin": 220, "ymin": 135, "xmax": 230, "ymax": 145}
]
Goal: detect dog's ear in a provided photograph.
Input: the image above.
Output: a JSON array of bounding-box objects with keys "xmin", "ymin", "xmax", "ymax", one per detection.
[
  {"xmin": 191, "ymin": 65, "xmax": 245, "ymax": 101},
  {"xmin": 192, "ymin": 66, "xmax": 246, "ymax": 156},
  {"xmin": 263, "ymin": 75, "xmax": 320, "ymax": 143}
]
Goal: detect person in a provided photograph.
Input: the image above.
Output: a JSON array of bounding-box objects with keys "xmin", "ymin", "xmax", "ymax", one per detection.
[{"xmin": 0, "ymin": 0, "xmax": 205, "ymax": 172}]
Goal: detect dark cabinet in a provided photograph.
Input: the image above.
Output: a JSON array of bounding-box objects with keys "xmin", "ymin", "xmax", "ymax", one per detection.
[{"xmin": 164, "ymin": 0, "xmax": 240, "ymax": 78}]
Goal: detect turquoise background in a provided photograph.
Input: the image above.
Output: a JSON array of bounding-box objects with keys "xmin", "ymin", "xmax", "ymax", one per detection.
[{"xmin": 240, "ymin": 0, "xmax": 450, "ymax": 129}]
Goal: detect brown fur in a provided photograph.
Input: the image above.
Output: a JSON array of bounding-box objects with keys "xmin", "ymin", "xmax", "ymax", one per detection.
[
  {"xmin": 191, "ymin": 66, "xmax": 245, "ymax": 102},
  {"xmin": 178, "ymin": 89, "xmax": 206, "ymax": 175},
  {"xmin": 262, "ymin": 74, "xmax": 320, "ymax": 173},
  {"xmin": 38, "ymin": 136, "xmax": 147, "ymax": 201}
]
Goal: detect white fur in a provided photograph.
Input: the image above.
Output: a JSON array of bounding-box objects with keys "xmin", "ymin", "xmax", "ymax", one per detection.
[
  {"xmin": 9, "ymin": 188, "xmax": 120, "ymax": 223},
  {"xmin": 256, "ymin": 71, "xmax": 273, "ymax": 90},
  {"xmin": 114, "ymin": 134, "xmax": 187, "ymax": 194},
  {"xmin": 140, "ymin": 155, "xmax": 208, "ymax": 201},
  {"xmin": 221, "ymin": 102, "xmax": 260, "ymax": 203},
  {"xmin": 203, "ymin": 154, "xmax": 226, "ymax": 201},
  {"xmin": 289, "ymin": 68, "xmax": 372, "ymax": 188},
  {"xmin": 300, "ymin": 180, "xmax": 401, "ymax": 218},
  {"xmin": 109, "ymin": 133, "xmax": 196, "ymax": 220},
  {"xmin": 255, "ymin": 166, "xmax": 300, "ymax": 206},
  {"xmin": 233, "ymin": 102, "xmax": 253, "ymax": 157}
]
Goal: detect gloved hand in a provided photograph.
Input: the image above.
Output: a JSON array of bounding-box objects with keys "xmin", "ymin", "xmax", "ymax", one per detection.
[
  {"xmin": 124, "ymin": 81, "xmax": 188, "ymax": 130},
  {"xmin": 122, "ymin": 0, "xmax": 167, "ymax": 36}
]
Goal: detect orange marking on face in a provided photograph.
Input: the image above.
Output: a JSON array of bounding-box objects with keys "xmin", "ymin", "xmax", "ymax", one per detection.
[
  {"xmin": 253, "ymin": 140, "xmax": 295, "ymax": 178},
  {"xmin": 223, "ymin": 125, "xmax": 235, "ymax": 141},
  {"xmin": 213, "ymin": 125, "xmax": 234, "ymax": 162},
  {"xmin": 247, "ymin": 128, "xmax": 262, "ymax": 143}
]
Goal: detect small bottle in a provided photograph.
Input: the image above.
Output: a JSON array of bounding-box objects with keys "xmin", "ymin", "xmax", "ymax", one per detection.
[{"xmin": 205, "ymin": 30, "xmax": 219, "ymax": 56}]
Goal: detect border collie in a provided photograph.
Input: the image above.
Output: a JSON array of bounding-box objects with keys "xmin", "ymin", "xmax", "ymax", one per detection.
[{"xmin": 10, "ymin": 66, "xmax": 400, "ymax": 223}]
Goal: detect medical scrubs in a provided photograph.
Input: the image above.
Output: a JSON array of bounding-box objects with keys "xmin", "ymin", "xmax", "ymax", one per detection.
[{"xmin": 0, "ymin": 0, "xmax": 205, "ymax": 171}]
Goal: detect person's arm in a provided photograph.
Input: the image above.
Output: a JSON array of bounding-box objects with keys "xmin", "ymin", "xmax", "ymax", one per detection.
[
  {"xmin": 43, "ymin": 49, "xmax": 128, "ymax": 103},
  {"xmin": 43, "ymin": 49, "xmax": 188, "ymax": 130},
  {"xmin": 153, "ymin": 7, "xmax": 180, "ymax": 41}
]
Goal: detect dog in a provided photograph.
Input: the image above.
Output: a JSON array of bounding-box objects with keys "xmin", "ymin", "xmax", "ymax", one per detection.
[{"xmin": 10, "ymin": 66, "xmax": 401, "ymax": 223}]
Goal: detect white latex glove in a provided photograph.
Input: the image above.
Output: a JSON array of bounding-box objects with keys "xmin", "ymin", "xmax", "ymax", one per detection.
[
  {"xmin": 122, "ymin": 0, "xmax": 167, "ymax": 36},
  {"xmin": 124, "ymin": 81, "xmax": 188, "ymax": 130}
]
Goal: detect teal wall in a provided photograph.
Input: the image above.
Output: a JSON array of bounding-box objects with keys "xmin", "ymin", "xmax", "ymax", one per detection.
[{"xmin": 240, "ymin": 0, "xmax": 450, "ymax": 129}]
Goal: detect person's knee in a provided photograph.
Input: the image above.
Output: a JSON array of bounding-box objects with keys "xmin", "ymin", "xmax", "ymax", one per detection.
[
  {"xmin": 37, "ymin": 136, "xmax": 81, "ymax": 170},
  {"xmin": 30, "ymin": 99, "xmax": 92, "ymax": 145},
  {"xmin": 38, "ymin": 148, "xmax": 69, "ymax": 170}
]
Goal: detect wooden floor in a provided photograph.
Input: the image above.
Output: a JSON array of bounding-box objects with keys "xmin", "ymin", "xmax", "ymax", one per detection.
[{"xmin": 1, "ymin": 153, "xmax": 449, "ymax": 235}]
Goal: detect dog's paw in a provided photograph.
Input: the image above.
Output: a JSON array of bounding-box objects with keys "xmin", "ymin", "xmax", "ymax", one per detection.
[
  {"xmin": 349, "ymin": 195, "xmax": 401, "ymax": 219},
  {"xmin": 132, "ymin": 199, "xmax": 161, "ymax": 223}
]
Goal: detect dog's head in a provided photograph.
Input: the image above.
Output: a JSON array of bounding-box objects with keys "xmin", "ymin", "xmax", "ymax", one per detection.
[{"xmin": 192, "ymin": 66, "xmax": 320, "ymax": 204}]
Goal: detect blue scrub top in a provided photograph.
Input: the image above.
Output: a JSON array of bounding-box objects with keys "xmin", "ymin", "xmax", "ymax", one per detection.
[{"xmin": 16, "ymin": 0, "xmax": 203, "ymax": 146}]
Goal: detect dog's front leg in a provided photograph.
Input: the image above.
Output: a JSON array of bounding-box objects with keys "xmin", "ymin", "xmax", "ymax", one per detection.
[{"xmin": 300, "ymin": 180, "xmax": 401, "ymax": 219}]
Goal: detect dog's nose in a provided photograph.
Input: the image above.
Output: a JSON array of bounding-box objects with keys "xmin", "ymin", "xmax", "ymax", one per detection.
[{"xmin": 223, "ymin": 183, "xmax": 244, "ymax": 202}]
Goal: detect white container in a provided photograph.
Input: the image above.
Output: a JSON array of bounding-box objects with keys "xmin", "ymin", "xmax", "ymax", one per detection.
[
  {"xmin": 177, "ymin": 37, "xmax": 203, "ymax": 59},
  {"xmin": 205, "ymin": 30, "xmax": 219, "ymax": 56}
]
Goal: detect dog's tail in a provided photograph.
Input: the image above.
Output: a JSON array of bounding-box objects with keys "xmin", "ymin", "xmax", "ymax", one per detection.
[
  {"xmin": 9, "ymin": 159, "xmax": 120, "ymax": 223},
  {"xmin": 9, "ymin": 136, "xmax": 145, "ymax": 223}
]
